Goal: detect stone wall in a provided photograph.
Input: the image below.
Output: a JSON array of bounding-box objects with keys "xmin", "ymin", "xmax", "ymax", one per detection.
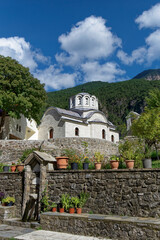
[
  {"xmin": 0, "ymin": 173, "xmax": 23, "ymax": 217},
  {"xmin": 47, "ymin": 169, "xmax": 160, "ymax": 218},
  {"xmin": 0, "ymin": 138, "xmax": 118, "ymax": 163}
]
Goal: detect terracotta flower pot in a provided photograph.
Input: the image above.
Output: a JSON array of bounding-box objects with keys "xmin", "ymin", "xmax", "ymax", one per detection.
[
  {"xmin": 11, "ymin": 166, "xmax": 16, "ymax": 172},
  {"xmin": 110, "ymin": 160, "xmax": 119, "ymax": 169},
  {"xmin": 56, "ymin": 156, "xmax": 68, "ymax": 169},
  {"xmin": 69, "ymin": 208, "xmax": 75, "ymax": 214},
  {"xmin": 52, "ymin": 207, "xmax": 57, "ymax": 212},
  {"xmin": 95, "ymin": 162, "xmax": 101, "ymax": 170},
  {"xmin": 125, "ymin": 160, "xmax": 134, "ymax": 169},
  {"xmin": 76, "ymin": 208, "xmax": 82, "ymax": 214},
  {"xmin": 59, "ymin": 208, "xmax": 64, "ymax": 213},
  {"xmin": 17, "ymin": 165, "xmax": 24, "ymax": 172}
]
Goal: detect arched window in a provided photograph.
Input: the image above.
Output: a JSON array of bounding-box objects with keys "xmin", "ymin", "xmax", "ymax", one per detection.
[
  {"xmin": 85, "ymin": 97, "xmax": 89, "ymax": 105},
  {"xmin": 49, "ymin": 128, "xmax": 54, "ymax": 139},
  {"xmin": 92, "ymin": 97, "xmax": 95, "ymax": 106},
  {"xmin": 78, "ymin": 96, "xmax": 82, "ymax": 105},
  {"xmin": 111, "ymin": 135, "xmax": 114, "ymax": 143},
  {"xmin": 75, "ymin": 127, "xmax": 79, "ymax": 136},
  {"xmin": 102, "ymin": 129, "xmax": 105, "ymax": 139}
]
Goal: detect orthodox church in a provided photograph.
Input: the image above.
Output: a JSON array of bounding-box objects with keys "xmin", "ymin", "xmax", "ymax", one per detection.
[
  {"xmin": 38, "ymin": 93, "xmax": 119, "ymax": 143},
  {"xmin": 0, "ymin": 93, "xmax": 119, "ymax": 143}
]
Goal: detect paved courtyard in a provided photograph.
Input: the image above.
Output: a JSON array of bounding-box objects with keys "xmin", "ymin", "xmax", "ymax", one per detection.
[{"xmin": 0, "ymin": 224, "xmax": 111, "ymax": 240}]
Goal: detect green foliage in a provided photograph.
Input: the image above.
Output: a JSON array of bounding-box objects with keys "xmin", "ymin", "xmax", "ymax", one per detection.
[
  {"xmin": 19, "ymin": 148, "xmax": 38, "ymax": 163},
  {"xmin": 2, "ymin": 196, "xmax": 15, "ymax": 204},
  {"xmin": 78, "ymin": 192, "xmax": 90, "ymax": 208},
  {"xmin": 71, "ymin": 197, "xmax": 79, "ymax": 208},
  {"xmin": 45, "ymin": 79, "xmax": 160, "ymax": 136},
  {"xmin": 60, "ymin": 193, "xmax": 70, "ymax": 210},
  {"xmin": 0, "ymin": 163, "xmax": 4, "ymax": 172},
  {"xmin": 110, "ymin": 155, "xmax": 120, "ymax": 161},
  {"xmin": 0, "ymin": 55, "xmax": 47, "ymax": 137},
  {"xmin": 50, "ymin": 202, "xmax": 57, "ymax": 208},
  {"xmin": 41, "ymin": 185, "xmax": 50, "ymax": 212},
  {"xmin": 94, "ymin": 152, "xmax": 104, "ymax": 163},
  {"xmin": 152, "ymin": 160, "xmax": 160, "ymax": 168}
]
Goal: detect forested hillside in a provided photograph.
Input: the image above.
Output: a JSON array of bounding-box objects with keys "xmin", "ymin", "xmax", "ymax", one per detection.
[{"xmin": 45, "ymin": 79, "xmax": 160, "ymax": 137}]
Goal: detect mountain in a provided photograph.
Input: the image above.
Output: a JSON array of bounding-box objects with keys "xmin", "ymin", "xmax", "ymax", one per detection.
[
  {"xmin": 46, "ymin": 78, "xmax": 160, "ymax": 137},
  {"xmin": 133, "ymin": 69, "xmax": 160, "ymax": 81}
]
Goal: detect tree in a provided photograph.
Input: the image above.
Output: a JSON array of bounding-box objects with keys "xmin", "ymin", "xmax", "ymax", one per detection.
[{"xmin": 0, "ymin": 55, "xmax": 46, "ymax": 139}]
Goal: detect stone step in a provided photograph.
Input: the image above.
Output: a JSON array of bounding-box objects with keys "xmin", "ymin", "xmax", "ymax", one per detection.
[{"xmin": 2, "ymin": 218, "xmax": 40, "ymax": 229}]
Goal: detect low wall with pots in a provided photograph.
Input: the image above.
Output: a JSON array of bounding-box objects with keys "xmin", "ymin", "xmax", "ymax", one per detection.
[
  {"xmin": 40, "ymin": 212, "xmax": 160, "ymax": 240},
  {"xmin": 0, "ymin": 173, "xmax": 23, "ymax": 217},
  {"xmin": 0, "ymin": 138, "xmax": 118, "ymax": 164},
  {"xmin": 47, "ymin": 169, "xmax": 160, "ymax": 218}
]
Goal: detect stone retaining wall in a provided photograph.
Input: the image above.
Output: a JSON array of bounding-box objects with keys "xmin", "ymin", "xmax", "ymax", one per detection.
[
  {"xmin": 0, "ymin": 138, "xmax": 118, "ymax": 163},
  {"xmin": 47, "ymin": 169, "xmax": 160, "ymax": 218},
  {"xmin": 0, "ymin": 173, "xmax": 23, "ymax": 217},
  {"xmin": 41, "ymin": 212, "xmax": 160, "ymax": 240}
]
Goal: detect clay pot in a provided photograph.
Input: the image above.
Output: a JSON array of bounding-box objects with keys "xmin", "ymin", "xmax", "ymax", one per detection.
[
  {"xmin": 59, "ymin": 208, "xmax": 64, "ymax": 213},
  {"xmin": 125, "ymin": 160, "xmax": 134, "ymax": 169},
  {"xmin": 52, "ymin": 207, "xmax": 57, "ymax": 212},
  {"xmin": 69, "ymin": 208, "xmax": 75, "ymax": 214},
  {"xmin": 56, "ymin": 156, "xmax": 68, "ymax": 169},
  {"xmin": 17, "ymin": 165, "xmax": 24, "ymax": 172},
  {"xmin": 110, "ymin": 160, "xmax": 119, "ymax": 169},
  {"xmin": 11, "ymin": 166, "xmax": 16, "ymax": 172},
  {"xmin": 95, "ymin": 163, "xmax": 102, "ymax": 170},
  {"xmin": 76, "ymin": 208, "xmax": 82, "ymax": 214}
]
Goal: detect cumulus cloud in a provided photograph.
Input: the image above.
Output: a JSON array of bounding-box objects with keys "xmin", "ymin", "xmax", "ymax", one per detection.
[
  {"xmin": 145, "ymin": 29, "xmax": 160, "ymax": 63},
  {"xmin": 34, "ymin": 65, "xmax": 77, "ymax": 91},
  {"xmin": 135, "ymin": 3, "xmax": 160, "ymax": 29},
  {"xmin": 0, "ymin": 37, "xmax": 49, "ymax": 71},
  {"xmin": 81, "ymin": 61, "xmax": 125, "ymax": 83},
  {"xmin": 117, "ymin": 47, "xmax": 147, "ymax": 65},
  {"xmin": 56, "ymin": 16, "xmax": 121, "ymax": 66}
]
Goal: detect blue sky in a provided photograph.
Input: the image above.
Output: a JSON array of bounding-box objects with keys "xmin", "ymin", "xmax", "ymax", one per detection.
[{"xmin": 1, "ymin": 0, "xmax": 160, "ymax": 91}]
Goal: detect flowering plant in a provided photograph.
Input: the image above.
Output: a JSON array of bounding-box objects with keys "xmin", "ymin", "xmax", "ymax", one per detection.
[
  {"xmin": 93, "ymin": 152, "xmax": 104, "ymax": 163},
  {"xmin": 83, "ymin": 156, "xmax": 90, "ymax": 164}
]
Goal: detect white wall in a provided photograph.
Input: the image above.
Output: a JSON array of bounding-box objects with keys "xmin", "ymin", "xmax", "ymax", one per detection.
[
  {"xmin": 65, "ymin": 121, "xmax": 90, "ymax": 138},
  {"xmin": 109, "ymin": 130, "xmax": 119, "ymax": 143}
]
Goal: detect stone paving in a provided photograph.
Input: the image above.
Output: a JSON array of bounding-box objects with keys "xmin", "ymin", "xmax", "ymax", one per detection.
[{"xmin": 0, "ymin": 224, "xmax": 111, "ymax": 240}]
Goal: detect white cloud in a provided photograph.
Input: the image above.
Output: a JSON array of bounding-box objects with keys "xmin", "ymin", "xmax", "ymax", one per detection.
[
  {"xmin": 135, "ymin": 3, "xmax": 160, "ymax": 29},
  {"xmin": 81, "ymin": 61, "xmax": 125, "ymax": 83},
  {"xmin": 145, "ymin": 29, "xmax": 160, "ymax": 63},
  {"xmin": 0, "ymin": 37, "xmax": 48, "ymax": 71},
  {"xmin": 56, "ymin": 16, "xmax": 121, "ymax": 66},
  {"xmin": 34, "ymin": 65, "xmax": 77, "ymax": 91},
  {"xmin": 117, "ymin": 47, "xmax": 147, "ymax": 65}
]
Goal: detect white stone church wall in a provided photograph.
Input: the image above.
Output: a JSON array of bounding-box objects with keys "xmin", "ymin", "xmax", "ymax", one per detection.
[{"xmin": 65, "ymin": 121, "xmax": 90, "ymax": 138}]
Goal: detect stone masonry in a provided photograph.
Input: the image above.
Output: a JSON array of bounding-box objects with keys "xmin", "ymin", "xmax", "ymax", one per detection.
[{"xmin": 0, "ymin": 138, "xmax": 118, "ymax": 163}]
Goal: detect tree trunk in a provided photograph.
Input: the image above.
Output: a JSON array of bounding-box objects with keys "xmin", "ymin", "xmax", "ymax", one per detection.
[{"xmin": 0, "ymin": 110, "xmax": 6, "ymax": 139}]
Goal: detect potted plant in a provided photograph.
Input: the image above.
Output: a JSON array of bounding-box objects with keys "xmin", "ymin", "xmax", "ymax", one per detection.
[
  {"xmin": 60, "ymin": 193, "xmax": 70, "ymax": 213},
  {"xmin": 2, "ymin": 196, "xmax": 15, "ymax": 206},
  {"xmin": 16, "ymin": 159, "xmax": 24, "ymax": 172},
  {"xmin": 83, "ymin": 156, "xmax": 90, "ymax": 170},
  {"xmin": 50, "ymin": 202, "xmax": 57, "ymax": 212},
  {"xmin": 143, "ymin": 146, "xmax": 152, "ymax": 168},
  {"xmin": 71, "ymin": 196, "xmax": 80, "ymax": 214},
  {"xmin": 69, "ymin": 197, "xmax": 75, "ymax": 214},
  {"xmin": 3, "ymin": 165, "xmax": 10, "ymax": 172},
  {"xmin": 119, "ymin": 140, "xmax": 135, "ymax": 169},
  {"xmin": 11, "ymin": 162, "xmax": 16, "ymax": 172},
  {"xmin": 110, "ymin": 155, "xmax": 120, "ymax": 169},
  {"xmin": 94, "ymin": 152, "xmax": 104, "ymax": 170},
  {"xmin": 77, "ymin": 192, "xmax": 89, "ymax": 214},
  {"xmin": 56, "ymin": 156, "xmax": 69, "ymax": 170}
]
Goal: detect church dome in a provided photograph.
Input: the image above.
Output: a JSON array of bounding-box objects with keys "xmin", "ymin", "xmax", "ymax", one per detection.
[{"xmin": 69, "ymin": 93, "xmax": 98, "ymax": 110}]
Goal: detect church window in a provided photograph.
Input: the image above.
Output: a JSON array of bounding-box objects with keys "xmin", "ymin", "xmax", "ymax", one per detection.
[
  {"xmin": 19, "ymin": 126, "xmax": 21, "ymax": 132},
  {"xmin": 111, "ymin": 135, "xmax": 114, "ymax": 143},
  {"xmin": 85, "ymin": 97, "xmax": 89, "ymax": 105},
  {"xmin": 16, "ymin": 124, "xmax": 19, "ymax": 131},
  {"xmin": 102, "ymin": 129, "xmax": 105, "ymax": 139},
  {"xmin": 75, "ymin": 127, "xmax": 79, "ymax": 136},
  {"xmin": 78, "ymin": 96, "xmax": 82, "ymax": 105},
  {"xmin": 49, "ymin": 128, "xmax": 54, "ymax": 139},
  {"xmin": 92, "ymin": 97, "xmax": 95, "ymax": 106}
]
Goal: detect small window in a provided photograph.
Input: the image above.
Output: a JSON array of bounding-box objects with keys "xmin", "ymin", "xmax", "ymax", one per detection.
[
  {"xmin": 19, "ymin": 126, "xmax": 21, "ymax": 132},
  {"xmin": 16, "ymin": 124, "xmax": 19, "ymax": 131},
  {"xmin": 85, "ymin": 97, "xmax": 89, "ymax": 105},
  {"xmin": 49, "ymin": 128, "xmax": 53, "ymax": 139},
  {"xmin": 75, "ymin": 127, "xmax": 79, "ymax": 136},
  {"xmin": 102, "ymin": 129, "xmax": 105, "ymax": 139},
  {"xmin": 78, "ymin": 97, "xmax": 82, "ymax": 105},
  {"xmin": 111, "ymin": 135, "xmax": 114, "ymax": 143},
  {"xmin": 92, "ymin": 97, "xmax": 95, "ymax": 106}
]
